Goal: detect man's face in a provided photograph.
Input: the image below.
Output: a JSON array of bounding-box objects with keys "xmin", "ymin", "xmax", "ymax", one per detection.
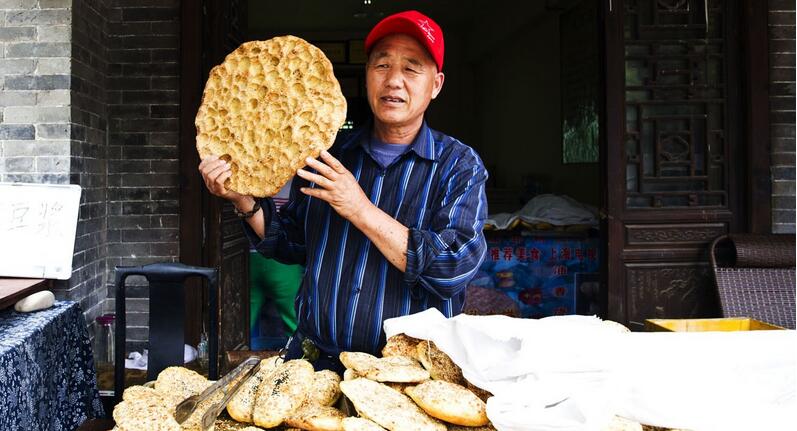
[{"xmin": 366, "ymin": 34, "xmax": 444, "ymax": 130}]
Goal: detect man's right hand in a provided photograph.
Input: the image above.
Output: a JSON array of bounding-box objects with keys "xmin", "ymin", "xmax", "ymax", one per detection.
[
  {"xmin": 198, "ymin": 156, "xmax": 247, "ymax": 205},
  {"xmin": 199, "ymin": 155, "xmax": 266, "ymax": 238}
]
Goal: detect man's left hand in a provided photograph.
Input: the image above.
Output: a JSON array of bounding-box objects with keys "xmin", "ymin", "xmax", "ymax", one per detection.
[{"xmin": 296, "ymin": 150, "xmax": 371, "ymax": 221}]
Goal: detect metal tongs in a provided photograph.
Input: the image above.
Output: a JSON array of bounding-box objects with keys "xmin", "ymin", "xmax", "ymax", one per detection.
[{"xmin": 174, "ymin": 356, "xmax": 261, "ymax": 430}]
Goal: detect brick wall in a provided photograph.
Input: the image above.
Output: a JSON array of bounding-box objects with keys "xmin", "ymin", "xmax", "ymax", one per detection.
[
  {"xmin": 769, "ymin": 0, "xmax": 796, "ymax": 234},
  {"xmin": 1, "ymin": 1, "xmax": 180, "ymax": 346},
  {"xmin": 104, "ymin": 0, "xmax": 180, "ymax": 349},
  {"xmin": 1, "ymin": 0, "xmax": 71, "ymax": 185},
  {"xmin": 70, "ymin": 0, "xmax": 108, "ymax": 326}
]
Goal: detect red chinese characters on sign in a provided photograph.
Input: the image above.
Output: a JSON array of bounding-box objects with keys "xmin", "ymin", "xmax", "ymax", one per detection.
[
  {"xmin": 516, "ymin": 247, "xmax": 527, "ymax": 261},
  {"xmin": 490, "ymin": 247, "xmax": 500, "ymax": 261},
  {"xmin": 560, "ymin": 247, "xmax": 571, "ymax": 260},
  {"xmin": 503, "ymin": 247, "xmax": 513, "ymax": 261},
  {"xmin": 529, "ymin": 247, "xmax": 541, "ymax": 262},
  {"xmin": 552, "ymin": 265, "xmax": 568, "ymax": 276},
  {"xmin": 587, "ymin": 248, "xmax": 597, "ymax": 261}
]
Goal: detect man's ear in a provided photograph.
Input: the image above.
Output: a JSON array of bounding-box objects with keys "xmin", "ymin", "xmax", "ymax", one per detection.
[{"xmin": 431, "ymin": 72, "xmax": 445, "ymax": 99}]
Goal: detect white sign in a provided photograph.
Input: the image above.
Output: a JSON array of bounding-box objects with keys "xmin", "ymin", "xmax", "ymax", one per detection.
[{"xmin": 0, "ymin": 182, "xmax": 82, "ymax": 280}]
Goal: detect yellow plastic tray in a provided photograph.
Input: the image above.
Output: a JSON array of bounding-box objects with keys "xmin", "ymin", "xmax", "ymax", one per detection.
[{"xmin": 645, "ymin": 317, "xmax": 784, "ymax": 332}]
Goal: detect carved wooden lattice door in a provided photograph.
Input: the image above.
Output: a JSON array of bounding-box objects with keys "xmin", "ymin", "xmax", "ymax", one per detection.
[
  {"xmin": 203, "ymin": 0, "xmax": 250, "ymax": 355},
  {"xmin": 603, "ymin": 0, "xmax": 742, "ymax": 329}
]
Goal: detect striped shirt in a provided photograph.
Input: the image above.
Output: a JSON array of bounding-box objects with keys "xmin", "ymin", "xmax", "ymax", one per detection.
[{"xmin": 244, "ymin": 121, "xmax": 488, "ymax": 355}]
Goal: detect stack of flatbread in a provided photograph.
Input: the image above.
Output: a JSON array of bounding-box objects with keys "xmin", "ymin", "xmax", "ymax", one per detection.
[
  {"xmin": 111, "ymin": 329, "xmax": 663, "ymax": 431},
  {"xmin": 335, "ymin": 335, "xmax": 494, "ymax": 431}
]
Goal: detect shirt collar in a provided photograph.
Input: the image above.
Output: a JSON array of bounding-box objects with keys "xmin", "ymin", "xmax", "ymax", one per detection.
[{"xmin": 341, "ymin": 120, "xmax": 437, "ymax": 161}]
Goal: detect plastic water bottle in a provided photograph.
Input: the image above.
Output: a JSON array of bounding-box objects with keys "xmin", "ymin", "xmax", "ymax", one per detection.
[{"xmin": 197, "ymin": 332, "xmax": 209, "ymax": 370}]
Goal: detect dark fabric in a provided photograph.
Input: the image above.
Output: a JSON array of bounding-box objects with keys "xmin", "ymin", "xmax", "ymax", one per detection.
[
  {"xmin": 0, "ymin": 301, "xmax": 104, "ymax": 430},
  {"xmin": 244, "ymin": 122, "xmax": 489, "ymax": 355},
  {"xmin": 282, "ymin": 331, "xmax": 345, "ymax": 375}
]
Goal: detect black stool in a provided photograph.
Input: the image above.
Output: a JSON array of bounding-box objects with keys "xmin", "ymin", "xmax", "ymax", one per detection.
[{"xmin": 113, "ymin": 262, "xmax": 219, "ymax": 404}]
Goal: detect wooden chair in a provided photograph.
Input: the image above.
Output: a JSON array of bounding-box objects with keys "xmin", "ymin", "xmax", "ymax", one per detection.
[{"xmin": 710, "ymin": 234, "xmax": 795, "ymax": 329}]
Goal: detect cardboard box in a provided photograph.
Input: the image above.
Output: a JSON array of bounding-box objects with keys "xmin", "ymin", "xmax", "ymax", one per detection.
[{"xmin": 645, "ymin": 317, "xmax": 784, "ymax": 332}]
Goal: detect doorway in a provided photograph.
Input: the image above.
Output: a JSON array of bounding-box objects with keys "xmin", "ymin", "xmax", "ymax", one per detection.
[{"xmin": 244, "ymin": 0, "xmax": 606, "ymax": 326}]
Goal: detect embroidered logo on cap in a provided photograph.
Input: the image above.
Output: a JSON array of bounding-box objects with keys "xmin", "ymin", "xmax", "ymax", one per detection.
[{"xmin": 417, "ymin": 19, "xmax": 436, "ymax": 43}]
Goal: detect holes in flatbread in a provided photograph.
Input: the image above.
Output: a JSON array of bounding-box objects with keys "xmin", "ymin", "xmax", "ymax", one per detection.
[
  {"xmin": 220, "ymin": 128, "xmax": 231, "ymax": 140},
  {"xmin": 248, "ymin": 61, "xmax": 262, "ymax": 76},
  {"xmin": 248, "ymin": 99, "xmax": 258, "ymax": 110},
  {"xmin": 197, "ymin": 133, "xmax": 209, "ymax": 146},
  {"xmin": 283, "ymin": 143, "xmax": 300, "ymax": 160},
  {"xmin": 225, "ymin": 59, "xmax": 237, "ymax": 73},
  {"xmin": 237, "ymin": 57, "xmax": 250, "ymax": 73},
  {"xmin": 310, "ymin": 61, "xmax": 324, "ymax": 75},
  {"xmin": 230, "ymin": 98, "xmax": 242, "ymax": 114},
  {"xmin": 266, "ymin": 70, "xmax": 279, "ymax": 83},
  {"xmin": 292, "ymin": 83, "xmax": 305, "ymax": 94}
]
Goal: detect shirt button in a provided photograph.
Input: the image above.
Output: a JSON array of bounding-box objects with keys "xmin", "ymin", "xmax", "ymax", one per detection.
[{"xmin": 378, "ymin": 170, "xmax": 386, "ymax": 177}]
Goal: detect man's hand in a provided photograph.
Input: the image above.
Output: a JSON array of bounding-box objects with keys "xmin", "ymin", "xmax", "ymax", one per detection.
[
  {"xmin": 198, "ymin": 155, "xmax": 265, "ymax": 238},
  {"xmin": 296, "ymin": 150, "xmax": 371, "ymax": 221},
  {"xmin": 198, "ymin": 155, "xmax": 241, "ymax": 199}
]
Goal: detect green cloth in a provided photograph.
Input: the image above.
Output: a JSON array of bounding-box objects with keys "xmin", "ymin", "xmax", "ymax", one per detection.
[{"xmin": 249, "ymin": 251, "xmax": 303, "ymax": 336}]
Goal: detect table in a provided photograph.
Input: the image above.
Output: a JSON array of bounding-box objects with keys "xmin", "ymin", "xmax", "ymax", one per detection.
[
  {"xmin": 0, "ymin": 278, "xmax": 49, "ymax": 310},
  {"xmin": 0, "ymin": 301, "xmax": 104, "ymax": 430}
]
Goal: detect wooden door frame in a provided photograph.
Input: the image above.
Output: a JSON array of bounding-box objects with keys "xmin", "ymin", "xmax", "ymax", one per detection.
[
  {"xmin": 179, "ymin": 0, "xmax": 205, "ymax": 346},
  {"xmin": 179, "ymin": 0, "xmax": 251, "ymax": 356},
  {"xmin": 600, "ymin": 0, "xmax": 768, "ymax": 324},
  {"xmin": 601, "ymin": 0, "xmax": 625, "ymax": 323},
  {"xmin": 740, "ymin": 0, "xmax": 772, "ymax": 234}
]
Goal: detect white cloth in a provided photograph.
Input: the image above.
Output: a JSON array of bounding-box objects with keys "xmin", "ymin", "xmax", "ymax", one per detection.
[
  {"xmin": 383, "ymin": 309, "xmax": 797, "ymax": 431},
  {"xmin": 486, "ymin": 194, "xmax": 599, "ymax": 230},
  {"xmin": 124, "ymin": 344, "xmax": 199, "ymax": 370}
]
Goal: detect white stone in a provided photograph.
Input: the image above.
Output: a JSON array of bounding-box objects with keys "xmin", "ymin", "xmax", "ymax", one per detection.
[{"xmin": 14, "ymin": 290, "xmax": 55, "ymax": 312}]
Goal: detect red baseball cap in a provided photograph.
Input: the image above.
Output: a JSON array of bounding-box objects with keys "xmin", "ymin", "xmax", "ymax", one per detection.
[{"xmin": 364, "ymin": 10, "xmax": 444, "ymax": 71}]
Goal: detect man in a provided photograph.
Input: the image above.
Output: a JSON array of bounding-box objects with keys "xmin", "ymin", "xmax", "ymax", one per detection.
[{"xmin": 199, "ymin": 10, "xmax": 488, "ymax": 370}]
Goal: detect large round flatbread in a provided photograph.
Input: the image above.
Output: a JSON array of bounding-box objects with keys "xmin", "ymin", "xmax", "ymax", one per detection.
[
  {"xmin": 415, "ymin": 340, "xmax": 465, "ymax": 386},
  {"xmin": 342, "ymin": 417, "xmax": 387, "ymax": 431},
  {"xmin": 404, "ymin": 380, "xmax": 489, "ymax": 427},
  {"xmin": 381, "ymin": 333, "xmax": 421, "ymax": 358},
  {"xmin": 284, "ymin": 403, "xmax": 346, "ymax": 431},
  {"xmin": 305, "ymin": 369, "xmax": 343, "ymax": 406},
  {"xmin": 339, "ymin": 378, "xmax": 445, "ymax": 431},
  {"xmin": 196, "ymin": 36, "xmax": 347, "ymax": 197},
  {"xmin": 252, "ymin": 359, "xmax": 315, "ymax": 428},
  {"xmin": 227, "ymin": 356, "xmax": 283, "ymax": 423},
  {"xmin": 153, "ymin": 366, "xmax": 212, "ymax": 406},
  {"xmin": 340, "ymin": 351, "xmax": 429, "ymax": 383},
  {"xmin": 113, "ymin": 386, "xmax": 181, "ymax": 431}
]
